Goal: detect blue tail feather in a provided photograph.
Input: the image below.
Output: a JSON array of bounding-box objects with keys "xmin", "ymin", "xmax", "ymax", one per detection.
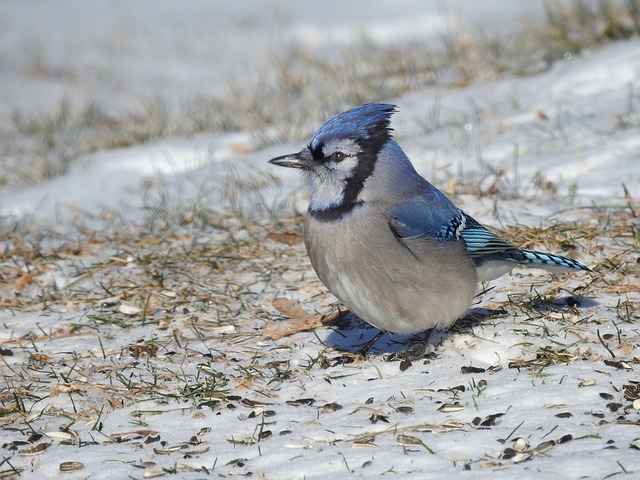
[{"xmin": 506, "ymin": 249, "xmax": 590, "ymax": 272}]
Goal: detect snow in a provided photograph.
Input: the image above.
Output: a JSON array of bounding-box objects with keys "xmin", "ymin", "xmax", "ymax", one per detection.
[
  {"xmin": 1, "ymin": 2, "xmax": 640, "ymax": 480},
  {"xmin": 0, "ymin": 133, "xmax": 249, "ymax": 218}
]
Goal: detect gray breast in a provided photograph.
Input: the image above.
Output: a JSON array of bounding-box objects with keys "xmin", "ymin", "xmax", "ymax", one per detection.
[{"xmin": 304, "ymin": 204, "xmax": 478, "ymax": 334}]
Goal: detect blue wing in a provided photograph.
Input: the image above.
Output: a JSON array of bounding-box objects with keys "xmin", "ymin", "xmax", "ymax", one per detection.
[
  {"xmin": 388, "ymin": 189, "xmax": 461, "ymax": 240},
  {"xmin": 389, "ymin": 195, "xmax": 589, "ymax": 273},
  {"xmin": 389, "ymin": 195, "xmax": 514, "ymax": 259},
  {"xmin": 458, "ymin": 214, "xmax": 515, "ymax": 258}
]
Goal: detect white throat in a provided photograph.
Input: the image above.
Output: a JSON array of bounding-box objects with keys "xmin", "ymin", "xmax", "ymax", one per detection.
[{"xmin": 307, "ymin": 156, "xmax": 359, "ymax": 212}]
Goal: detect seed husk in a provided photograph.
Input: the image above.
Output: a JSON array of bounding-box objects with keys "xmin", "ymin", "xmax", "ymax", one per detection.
[{"xmin": 59, "ymin": 462, "xmax": 84, "ymax": 472}]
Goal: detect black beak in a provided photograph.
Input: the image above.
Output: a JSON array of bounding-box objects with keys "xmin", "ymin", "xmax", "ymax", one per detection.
[{"xmin": 268, "ymin": 149, "xmax": 313, "ymax": 170}]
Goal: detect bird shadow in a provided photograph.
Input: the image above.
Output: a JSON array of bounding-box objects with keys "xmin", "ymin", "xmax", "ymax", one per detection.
[
  {"xmin": 525, "ymin": 294, "xmax": 599, "ymax": 312},
  {"xmin": 321, "ymin": 295, "xmax": 597, "ymax": 356},
  {"xmin": 322, "ymin": 307, "xmax": 505, "ymax": 356}
]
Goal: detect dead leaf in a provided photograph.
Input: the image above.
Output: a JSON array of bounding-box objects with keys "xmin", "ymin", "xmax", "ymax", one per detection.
[
  {"xmin": 621, "ymin": 343, "xmax": 636, "ymax": 356},
  {"xmin": 263, "ymin": 316, "xmax": 325, "ymax": 340},
  {"xmin": 30, "ymin": 353, "xmax": 50, "ymax": 363},
  {"xmin": 235, "ymin": 376, "xmax": 256, "ymax": 390},
  {"xmin": 272, "ymin": 298, "xmax": 307, "ymax": 319},
  {"xmin": 108, "ymin": 397, "xmax": 125, "ymax": 409},
  {"xmin": 264, "ymin": 299, "xmax": 342, "ymax": 340},
  {"xmin": 128, "ymin": 343, "xmax": 158, "ymax": 358},
  {"xmin": 50, "ymin": 383, "xmax": 88, "ymax": 396},
  {"xmin": 268, "ymin": 231, "xmax": 302, "ymax": 245},
  {"xmin": 15, "ymin": 272, "xmax": 33, "ymax": 291}
]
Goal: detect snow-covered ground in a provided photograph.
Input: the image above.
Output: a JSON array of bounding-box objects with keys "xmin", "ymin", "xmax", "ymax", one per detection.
[
  {"xmin": 2, "ymin": 37, "xmax": 639, "ymax": 222},
  {"xmin": 1, "ymin": 205, "xmax": 638, "ymax": 480},
  {"xmin": 1, "ymin": 2, "xmax": 639, "ymax": 480}
]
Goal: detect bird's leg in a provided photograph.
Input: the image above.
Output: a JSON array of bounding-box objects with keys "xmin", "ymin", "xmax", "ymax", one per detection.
[
  {"xmin": 421, "ymin": 328, "xmax": 434, "ymax": 345},
  {"xmin": 357, "ymin": 330, "xmax": 386, "ymax": 357}
]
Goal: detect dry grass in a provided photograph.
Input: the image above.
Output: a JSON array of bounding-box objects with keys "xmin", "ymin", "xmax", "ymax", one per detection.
[
  {"xmin": 538, "ymin": 0, "xmax": 640, "ymax": 56},
  {"xmin": 0, "ymin": 197, "xmax": 637, "ymax": 340}
]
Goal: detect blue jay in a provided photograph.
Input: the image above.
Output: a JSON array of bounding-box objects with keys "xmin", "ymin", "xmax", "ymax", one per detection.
[{"xmin": 269, "ymin": 104, "xmax": 589, "ymax": 336}]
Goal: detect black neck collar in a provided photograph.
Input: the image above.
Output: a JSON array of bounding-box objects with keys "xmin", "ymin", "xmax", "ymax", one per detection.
[{"xmin": 309, "ymin": 199, "xmax": 364, "ymax": 221}]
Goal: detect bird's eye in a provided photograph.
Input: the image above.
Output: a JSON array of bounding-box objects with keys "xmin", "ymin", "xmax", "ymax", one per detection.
[{"xmin": 331, "ymin": 152, "xmax": 346, "ymax": 163}]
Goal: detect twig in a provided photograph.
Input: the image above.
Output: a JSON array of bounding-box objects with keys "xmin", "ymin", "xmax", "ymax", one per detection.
[
  {"xmin": 499, "ymin": 419, "xmax": 525, "ymax": 444},
  {"xmin": 597, "ymin": 329, "xmax": 616, "ymax": 358},
  {"xmin": 622, "ymin": 183, "xmax": 637, "ymax": 218}
]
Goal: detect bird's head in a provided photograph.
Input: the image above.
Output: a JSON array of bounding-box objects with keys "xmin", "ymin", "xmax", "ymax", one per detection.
[{"xmin": 268, "ymin": 103, "xmax": 396, "ymax": 220}]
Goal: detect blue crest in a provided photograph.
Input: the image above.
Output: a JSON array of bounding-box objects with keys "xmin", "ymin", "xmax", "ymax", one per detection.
[{"xmin": 309, "ymin": 103, "xmax": 397, "ymax": 150}]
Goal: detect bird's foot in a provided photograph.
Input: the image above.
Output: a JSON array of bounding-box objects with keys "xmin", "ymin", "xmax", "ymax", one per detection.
[
  {"xmin": 410, "ymin": 328, "xmax": 434, "ymax": 346},
  {"xmin": 404, "ymin": 329, "xmax": 436, "ymax": 358}
]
